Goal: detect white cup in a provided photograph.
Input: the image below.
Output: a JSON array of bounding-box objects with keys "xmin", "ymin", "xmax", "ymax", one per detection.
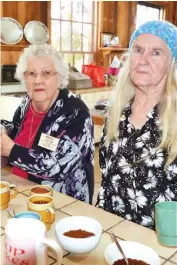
[{"xmin": 5, "ymin": 218, "xmax": 62, "ymax": 265}]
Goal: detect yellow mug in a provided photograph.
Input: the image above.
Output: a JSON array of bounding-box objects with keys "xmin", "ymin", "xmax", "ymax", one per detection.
[
  {"xmin": 0, "ymin": 181, "xmax": 18, "ymax": 210},
  {"xmin": 27, "ymin": 194, "xmax": 55, "ymax": 231},
  {"xmin": 30, "ymin": 185, "xmax": 53, "ymax": 196}
]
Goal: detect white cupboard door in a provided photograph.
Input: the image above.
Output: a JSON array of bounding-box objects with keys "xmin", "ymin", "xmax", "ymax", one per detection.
[
  {"xmin": 80, "ymin": 93, "xmax": 95, "ymax": 108},
  {"xmin": 94, "ymin": 91, "xmax": 110, "ymax": 105},
  {"xmin": 94, "ymin": 125, "xmax": 102, "ymax": 143},
  {"xmin": 108, "ymin": 90, "xmax": 117, "ymax": 105}
]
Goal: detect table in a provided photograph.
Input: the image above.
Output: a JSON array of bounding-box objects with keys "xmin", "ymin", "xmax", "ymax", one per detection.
[{"xmin": 1, "ymin": 171, "xmax": 177, "ymax": 265}]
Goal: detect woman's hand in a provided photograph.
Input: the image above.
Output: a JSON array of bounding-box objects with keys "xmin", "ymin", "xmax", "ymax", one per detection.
[{"xmin": 1, "ymin": 132, "xmax": 15, "ymax": 157}]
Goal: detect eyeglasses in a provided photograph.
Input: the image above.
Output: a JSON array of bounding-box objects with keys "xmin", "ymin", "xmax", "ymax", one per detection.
[{"xmin": 23, "ymin": 70, "xmax": 57, "ymax": 80}]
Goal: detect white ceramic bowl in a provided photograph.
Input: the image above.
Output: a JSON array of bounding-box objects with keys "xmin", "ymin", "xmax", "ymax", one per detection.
[
  {"xmin": 55, "ymin": 216, "xmax": 102, "ymax": 254},
  {"xmin": 105, "ymin": 241, "xmax": 160, "ymax": 265}
]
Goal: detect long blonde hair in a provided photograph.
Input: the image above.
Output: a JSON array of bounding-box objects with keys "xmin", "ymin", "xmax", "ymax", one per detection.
[{"xmin": 107, "ymin": 54, "xmax": 177, "ymax": 168}]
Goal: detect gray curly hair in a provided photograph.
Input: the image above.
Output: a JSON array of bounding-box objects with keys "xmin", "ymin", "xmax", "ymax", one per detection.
[{"xmin": 15, "ymin": 43, "xmax": 69, "ymax": 89}]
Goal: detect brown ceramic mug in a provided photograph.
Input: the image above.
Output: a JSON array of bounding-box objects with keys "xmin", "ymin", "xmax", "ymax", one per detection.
[
  {"xmin": 30, "ymin": 185, "xmax": 53, "ymax": 196},
  {"xmin": 0, "ymin": 181, "xmax": 18, "ymax": 210},
  {"xmin": 27, "ymin": 194, "xmax": 55, "ymax": 231}
]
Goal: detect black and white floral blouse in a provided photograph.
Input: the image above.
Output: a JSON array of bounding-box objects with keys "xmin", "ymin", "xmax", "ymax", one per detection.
[
  {"xmin": 1, "ymin": 89, "xmax": 94, "ymax": 204},
  {"xmin": 96, "ymin": 102, "xmax": 177, "ymax": 229}
]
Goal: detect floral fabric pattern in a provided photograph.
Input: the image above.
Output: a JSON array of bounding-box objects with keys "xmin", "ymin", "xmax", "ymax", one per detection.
[
  {"xmin": 1, "ymin": 89, "xmax": 94, "ymax": 203},
  {"xmin": 97, "ymin": 102, "xmax": 177, "ymax": 228}
]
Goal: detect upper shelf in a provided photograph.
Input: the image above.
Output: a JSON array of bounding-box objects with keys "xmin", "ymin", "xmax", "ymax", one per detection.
[
  {"xmin": 99, "ymin": 47, "xmax": 128, "ymax": 62},
  {"xmin": 99, "ymin": 47, "xmax": 128, "ymax": 52},
  {"xmin": 1, "ymin": 44, "xmax": 27, "ymax": 51}
]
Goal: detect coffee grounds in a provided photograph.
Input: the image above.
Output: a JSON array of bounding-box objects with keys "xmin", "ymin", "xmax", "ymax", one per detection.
[
  {"xmin": 63, "ymin": 229, "xmax": 95, "ymax": 238},
  {"xmin": 31, "ymin": 187, "xmax": 49, "ymax": 193},
  {"xmin": 33, "ymin": 200, "xmax": 49, "ymax": 204},
  {"xmin": 113, "ymin": 259, "xmax": 150, "ymax": 265}
]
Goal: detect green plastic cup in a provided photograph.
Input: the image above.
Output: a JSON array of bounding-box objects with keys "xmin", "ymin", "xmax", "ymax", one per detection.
[{"xmin": 155, "ymin": 201, "xmax": 177, "ymax": 246}]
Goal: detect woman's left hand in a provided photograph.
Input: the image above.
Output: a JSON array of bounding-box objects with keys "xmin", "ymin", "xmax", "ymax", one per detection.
[{"xmin": 1, "ymin": 132, "xmax": 15, "ymax": 157}]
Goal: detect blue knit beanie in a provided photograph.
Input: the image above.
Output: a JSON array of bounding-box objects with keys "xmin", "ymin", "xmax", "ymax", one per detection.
[{"xmin": 129, "ymin": 20, "xmax": 177, "ymax": 62}]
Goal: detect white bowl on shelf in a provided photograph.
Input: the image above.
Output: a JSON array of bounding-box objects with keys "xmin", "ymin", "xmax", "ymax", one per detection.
[
  {"xmin": 104, "ymin": 241, "xmax": 160, "ymax": 265},
  {"xmin": 55, "ymin": 216, "xmax": 102, "ymax": 254}
]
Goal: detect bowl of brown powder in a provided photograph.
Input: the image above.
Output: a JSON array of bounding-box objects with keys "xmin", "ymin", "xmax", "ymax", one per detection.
[
  {"xmin": 104, "ymin": 241, "xmax": 160, "ymax": 265},
  {"xmin": 55, "ymin": 216, "xmax": 102, "ymax": 254}
]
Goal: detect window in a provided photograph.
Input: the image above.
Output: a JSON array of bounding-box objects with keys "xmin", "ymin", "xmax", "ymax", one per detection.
[
  {"xmin": 136, "ymin": 1, "xmax": 163, "ymax": 29},
  {"xmin": 51, "ymin": 0, "xmax": 98, "ymax": 72}
]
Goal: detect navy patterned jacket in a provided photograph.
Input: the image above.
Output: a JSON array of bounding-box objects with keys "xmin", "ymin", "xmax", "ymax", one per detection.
[{"xmin": 1, "ymin": 89, "xmax": 94, "ymax": 204}]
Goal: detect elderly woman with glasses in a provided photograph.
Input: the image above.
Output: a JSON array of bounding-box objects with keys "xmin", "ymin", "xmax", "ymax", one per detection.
[
  {"xmin": 96, "ymin": 20, "xmax": 177, "ymax": 228},
  {"xmin": 1, "ymin": 44, "xmax": 94, "ymax": 204}
]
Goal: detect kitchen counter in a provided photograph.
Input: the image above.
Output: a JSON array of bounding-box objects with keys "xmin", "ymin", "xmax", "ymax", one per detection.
[
  {"xmin": 1, "ymin": 84, "xmax": 113, "ymax": 95},
  {"xmin": 1, "ymin": 83, "xmax": 26, "ymax": 94},
  {"xmin": 70, "ymin": 86, "xmax": 113, "ymax": 94},
  {"xmin": 1, "ymin": 170, "xmax": 177, "ymax": 265}
]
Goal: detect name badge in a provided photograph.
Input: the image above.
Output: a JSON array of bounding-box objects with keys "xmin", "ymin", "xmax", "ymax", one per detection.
[{"xmin": 38, "ymin": 133, "xmax": 59, "ymax": 151}]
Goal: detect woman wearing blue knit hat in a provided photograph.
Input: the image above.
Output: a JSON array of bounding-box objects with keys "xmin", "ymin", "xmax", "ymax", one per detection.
[{"xmin": 96, "ymin": 20, "xmax": 177, "ymax": 229}]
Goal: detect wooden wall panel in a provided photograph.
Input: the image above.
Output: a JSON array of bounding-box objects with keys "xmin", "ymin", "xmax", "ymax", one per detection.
[
  {"xmin": 116, "ymin": 2, "xmax": 131, "ymax": 48},
  {"xmin": 2, "ymin": 51, "xmax": 22, "ymax": 65},
  {"xmin": 96, "ymin": 1, "xmax": 177, "ymax": 69},
  {"xmin": 165, "ymin": 1, "xmax": 176, "ymax": 24},
  {"xmin": 1, "ymin": 1, "xmax": 50, "ymax": 65},
  {"xmin": 1, "ymin": 0, "xmax": 177, "ymax": 66},
  {"xmin": 99, "ymin": 1, "xmax": 177, "ymax": 48},
  {"xmin": 175, "ymin": 2, "xmax": 177, "ymax": 26},
  {"xmin": 2, "ymin": 1, "xmax": 49, "ymax": 46},
  {"xmin": 99, "ymin": 1, "xmax": 137, "ymax": 49},
  {"xmin": 129, "ymin": 2, "xmax": 138, "ymax": 40},
  {"xmin": 100, "ymin": 1, "xmax": 117, "ymax": 35}
]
